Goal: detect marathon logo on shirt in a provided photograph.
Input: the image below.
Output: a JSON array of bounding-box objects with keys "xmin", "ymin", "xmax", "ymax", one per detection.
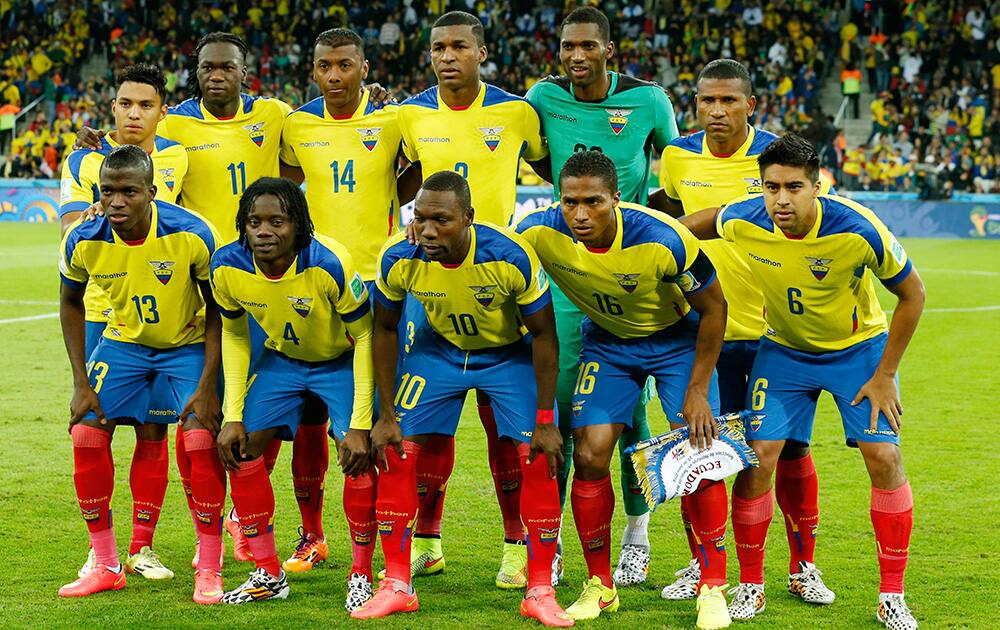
[
  {"xmin": 356, "ymin": 127, "xmax": 383, "ymax": 151},
  {"xmin": 606, "ymin": 108, "xmax": 632, "ymax": 135},
  {"xmin": 287, "ymin": 296, "xmax": 313, "ymax": 318},
  {"xmin": 613, "ymin": 272, "xmax": 640, "ymax": 293},
  {"xmin": 243, "ymin": 122, "xmax": 266, "ymax": 147},
  {"xmin": 148, "ymin": 260, "xmax": 175, "ymax": 285},
  {"xmin": 469, "ymin": 284, "xmax": 497, "ymax": 307},
  {"xmin": 479, "ymin": 126, "xmax": 504, "ymax": 152},
  {"xmin": 158, "ymin": 167, "xmax": 176, "ymax": 192},
  {"xmin": 805, "ymin": 257, "xmax": 833, "ymax": 281}
]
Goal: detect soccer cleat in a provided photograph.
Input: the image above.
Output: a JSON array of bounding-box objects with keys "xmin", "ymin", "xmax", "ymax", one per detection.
[
  {"xmin": 550, "ymin": 542, "xmax": 564, "ymax": 587},
  {"xmin": 190, "ymin": 540, "xmax": 225, "ymax": 570},
  {"xmin": 496, "ymin": 541, "xmax": 528, "ymax": 589},
  {"xmin": 344, "ymin": 572, "xmax": 374, "ymax": 612},
  {"xmin": 192, "ymin": 569, "xmax": 224, "ymax": 605},
  {"xmin": 787, "ymin": 561, "xmax": 835, "ymax": 604},
  {"xmin": 282, "ymin": 529, "xmax": 329, "ymax": 573},
  {"xmin": 225, "ymin": 510, "xmax": 254, "ymax": 562},
  {"xmin": 125, "ymin": 546, "xmax": 174, "ymax": 579},
  {"xmin": 565, "ymin": 576, "xmax": 620, "ymax": 620},
  {"xmin": 59, "ymin": 564, "xmax": 126, "ymax": 597},
  {"xmin": 350, "ymin": 579, "xmax": 419, "ymax": 619},
  {"xmin": 377, "ymin": 535, "xmax": 445, "ymax": 579},
  {"xmin": 877, "ymin": 593, "xmax": 918, "ymax": 630},
  {"xmin": 613, "ymin": 544, "xmax": 650, "ymax": 586},
  {"xmin": 727, "ymin": 583, "xmax": 766, "ymax": 620},
  {"xmin": 661, "ymin": 559, "xmax": 701, "ymax": 600},
  {"xmin": 78, "ymin": 547, "xmax": 96, "ymax": 578},
  {"xmin": 222, "ymin": 567, "xmax": 290, "ymax": 604},
  {"xmin": 696, "ymin": 583, "xmax": 732, "ymax": 629},
  {"xmin": 521, "ymin": 585, "xmax": 574, "ymax": 627}
]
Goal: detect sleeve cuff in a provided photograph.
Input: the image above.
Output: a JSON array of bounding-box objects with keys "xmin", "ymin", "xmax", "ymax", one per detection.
[
  {"xmin": 60, "ymin": 274, "xmax": 86, "ymax": 290},
  {"xmin": 218, "ymin": 305, "xmax": 245, "ymax": 319},
  {"xmin": 880, "ymin": 259, "xmax": 913, "ymax": 288},
  {"xmin": 683, "ymin": 270, "xmax": 717, "ymax": 295},
  {"xmin": 374, "ymin": 286, "xmax": 403, "ymax": 310},
  {"xmin": 342, "ymin": 301, "xmax": 371, "ymax": 323},
  {"xmin": 518, "ymin": 290, "xmax": 552, "ymax": 317}
]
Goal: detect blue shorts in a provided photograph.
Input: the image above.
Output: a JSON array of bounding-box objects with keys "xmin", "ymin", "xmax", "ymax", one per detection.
[
  {"xmin": 85, "ymin": 338, "xmax": 204, "ymax": 425},
  {"xmin": 395, "ymin": 330, "xmax": 538, "ymax": 441},
  {"xmin": 242, "ymin": 349, "xmax": 355, "ymax": 441},
  {"xmin": 745, "ymin": 334, "xmax": 899, "ymax": 445},
  {"xmin": 717, "ymin": 340, "xmax": 759, "ymax": 415},
  {"xmin": 87, "ymin": 322, "xmax": 180, "ymax": 421},
  {"xmin": 571, "ymin": 316, "xmax": 720, "ymax": 429}
]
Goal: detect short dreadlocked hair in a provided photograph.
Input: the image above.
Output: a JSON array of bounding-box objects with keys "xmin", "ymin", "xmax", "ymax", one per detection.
[
  {"xmin": 190, "ymin": 32, "xmax": 249, "ymax": 100},
  {"xmin": 236, "ymin": 178, "xmax": 315, "ymax": 252}
]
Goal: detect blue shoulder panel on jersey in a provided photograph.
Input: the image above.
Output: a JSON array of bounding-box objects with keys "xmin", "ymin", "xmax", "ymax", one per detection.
[
  {"xmin": 747, "ymin": 127, "xmax": 778, "ymax": 156},
  {"xmin": 155, "ymin": 201, "xmax": 217, "ymax": 254},
  {"xmin": 299, "ymin": 239, "xmax": 346, "ymax": 292},
  {"xmin": 211, "ymin": 241, "xmax": 255, "ymax": 275},
  {"xmin": 515, "ymin": 205, "xmax": 574, "ymax": 239},
  {"xmin": 379, "ymin": 238, "xmax": 425, "ymax": 285},
  {"xmin": 168, "ymin": 98, "xmax": 204, "ymax": 120},
  {"xmin": 59, "ymin": 201, "xmax": 92, "ymax": 217},
  {"xmin": 473, "ymin": 224, "xmax": 532, "ymax": 286},
  {"xmin": 63, "ymin": 216, "xmax": 115, "ymax": 271},
  {"xmin": 721, "ymin": 196, "xmax": 773, "ymax": 232},
  {"xmin": 296, "ymin": 97, "xmax": 326, "ymax": 118},
  {"xmin": 66, "ymin": 149, "xmax": 91, "ymax": 186},
  {"xmin": 620, "ymin": 207, "xmax": 688, "ymax": 270},
  {"xmin": 402, "ymin": 87, "xmax": 439, "ymax": 110},
  {"xmin": 240, "ymin": 93, "xmax": 258, "ymax": 113},
  {"xmin": 815, "ymin": 197, "xmax": 885, "ymax": 265},
  {"xmin": 667, "ymin": 130, "xmax": 704, "ymax": 154},
  {"xmin": 153, "ymin": 136, "xmax": 182, "ymax": 152},
  {"xmin": 483, "ymin": 84, "xmax": 526, "ymax": 107}
]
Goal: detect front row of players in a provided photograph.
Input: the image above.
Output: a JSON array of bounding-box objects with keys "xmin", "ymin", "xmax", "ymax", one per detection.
[{"xmin": 59, "ymin": 138, "xmax": 923, "ymax": 630}]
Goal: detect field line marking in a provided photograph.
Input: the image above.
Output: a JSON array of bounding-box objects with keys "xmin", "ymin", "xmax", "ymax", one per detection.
[
  {"xmin": 0, "ymin": 299, "xmax": 59, "ymax": 306},
  {"xmin": 920, "ymin": 268, "xmax": 999, "ymax": 277},
  {"xmin": 886, "ymin": 305, "xmax": 1000, "ymax": 314},
  {"xmin": 0, "ymin": 312, "xmax": 59, "ymax": 325}
]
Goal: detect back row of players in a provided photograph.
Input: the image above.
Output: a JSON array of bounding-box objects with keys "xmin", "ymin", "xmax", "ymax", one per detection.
[{"xmin": 56, "ymin": 8, "xmax": 923, "ymax": 630}]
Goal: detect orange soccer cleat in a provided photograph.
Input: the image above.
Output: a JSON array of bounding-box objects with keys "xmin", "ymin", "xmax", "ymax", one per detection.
[
  {"xmin": 225, "ymin": 511, "xmax": 254, "ymax": 562},
  {"xmin": 521, "ymin": 585, "xmax": 575, "ymax": 627},
  {"xmin": 282, "ymin": 530, "xmax": 329, "ymax": 573},
  {"xmin": 350, "ymin": 579, "xmax": 419, "ymax": 619},
  {"xmin": 193, "ymin": 568, "xmax": 224, "ymax": 605},
  {"xmin": 58, "ymin": 564, "xmax": 126, "ymax": 597}
]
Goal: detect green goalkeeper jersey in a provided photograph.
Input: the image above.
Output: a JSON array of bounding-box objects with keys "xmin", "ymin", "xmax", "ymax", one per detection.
[{"xmin": 526, "ymin": 72, "xmax": 679, "ymax": 204}]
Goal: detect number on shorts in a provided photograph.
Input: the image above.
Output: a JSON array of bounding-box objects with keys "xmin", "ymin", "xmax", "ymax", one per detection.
[
  {"xmin": 574, "ymin": 361, "xmax": 600, "ymax": 395},
  {"xmin": 87, "ymin": 361, "xmax": 110, "ymax": 394},
  {"xmin": 283, "ymin": 322, "xmax": 301, "ymax": 345},
  {"xmin": 395, "ymin": 373, "xmax": 426, "ymax": 410},
  {"xmin": 751, "ymin": 378, "xmax": 768, "ymax": 411}
]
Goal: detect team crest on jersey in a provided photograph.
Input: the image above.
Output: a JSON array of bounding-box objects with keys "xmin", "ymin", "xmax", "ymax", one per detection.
[
  {"xmin": 469, "ymin": 285, "xmax": 497, "ymax": 307},
  {"xmin": 606, "ymin": 108, "xmax": 633, "ymax": 135},
  {"xmin": 243, "ymin": 122, "xmax": 266, "ymax": 147},
  {"xmin": 612, "ymin": 272, "xmax": 640, "ymax": 293},
  {"xmin": 287, "ymin": 296, "xmax": 313, "ymax": 318},
  {"xmin": 158, "ymin": 167, "xmax": 176, "ymax": 192},
  {"xmin": 743, "ymin": 177, "xmax": 762, "ymax": 194},
  {"xmin": 479, "ymin": 126, "xmax": 504, "ymax": 152},
  {"xmin": 356, "ymin": 127, "xmax": 383, "ymax": 151},
  {"xmin": 805, "ymin": 257, "xmax": 833, "ymax": 281},
  {"xmin": 148, "ymin": 260, "xmax": 175, "ymax": 285}
]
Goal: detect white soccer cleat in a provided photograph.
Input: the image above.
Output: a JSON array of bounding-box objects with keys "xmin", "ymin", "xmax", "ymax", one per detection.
[
  {"xmin": 345, "ymin": 572, "xmax": 374, "ymax": 612},
  {"xmin": 222, "ymin": 567, "xmax": 290, "ymax": 604},
  {"xmin": 550, "ymin": 542, "xmax": 564, "ymax": 587},
  {"xmin": 613, "ymin": 543, "xmax": 650, "ymax": 586},
  {"xmin": 787, "ymin": 561, "xmax": 835, "ymax": 604},
  {"xmin": 661, "ymin": 558, "xmax": 700, "ymax": 600},
  {"xmin": 877, "ymin": 593, "xmax": 918, "ymax": 630},
  {"xmin": 125, "ymin": 546, "xmax": 174, "ymax": 579},
  {"xmin": 727, "ymin": 582, "xmax": 766, "ymax": 620},
  {"xmin": 78, "ymin": 547, "xmax": 96, "ymax": 579}
]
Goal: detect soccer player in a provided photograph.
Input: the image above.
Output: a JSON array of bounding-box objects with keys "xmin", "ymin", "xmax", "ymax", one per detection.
[
  {"xmin": 394, "ymin": 10, "xmax": 548, "ymax": 588},
  {"xmin": 59, "ymin": 63, "xmax": 188, "ymax": 581},
  {"xmin": 658, "ymin": 59, "xmax": 834, "ymax": 605},
  {"xmin": 353, "ymin": 172, "xmax": 570, "ymax": 627},
  {"xmin": 515, "ymin": 151, "xmax": 727, "ymax": 628},
  {"xmin": 212, "ymin": 178, "xmax": 376, "ymax": 609},
  {"xmin": 58, "ymin": 146, "xmax": 225, "ymax": 604},
  {"xmin": 682, "ymin": 134, "xmax": 924, "ymax": 629},
  {"xmin": 524, "ymin": 6, "xmax": 680, "ymax": 585}
]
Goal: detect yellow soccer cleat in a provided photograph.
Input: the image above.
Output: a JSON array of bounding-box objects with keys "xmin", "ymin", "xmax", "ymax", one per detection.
[
  {"xmin": 282, "ymin": 530, "xmax": 329, "ymax": 573},
  {"xmin": 696, "ymin": 583, "xmax": 732, "ymax": 629},
  {"xmin": 125, "ymin": 546, "xmax": 174, "ymax": 580},
  {"xmin": 377, "ymin": 535, "xmax": 445, "ymax": 579},
  {"xmin": 565, "ymin": 576, "xmax": 619, "ymax": 620},
  {"xmin": 496, "ymin": 541, "xmax": 528, "ymax": 589}
]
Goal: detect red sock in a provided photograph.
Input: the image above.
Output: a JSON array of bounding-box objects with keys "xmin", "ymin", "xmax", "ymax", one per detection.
[
  {"xmin": 517, "ymin": 444, "xmax": 562, "ymax": 589},
  {"xmin": 129, "ymin": 438, "xmax": 168, "ymax": 554},
  {"xmin": 175, "ymin": 426, "xmax": 198, "ymax": 528},
  {"xmin": 344, "ymin": 466, "xmax": 378, "ymax": 579},
  {"xmin": 480, "ymin": 404, "xmax": 525, "ymax": 542},
  {"xmin": 571, "ymin": 475, "xmax": 614, "ymax": 587},
  {"xmin": 688, "ymin": 480, "xmax": 729, "ymax": 587},
  {"xmin": 731, "ymin": 490, "xmax": 774, "ymax": 584},
  {"xmin": 377, "ymin": 442, "xmax": 420, "ymax": 584},
  {"xmin": 414, "ymin": 434, "xmax": 454, "ymax": 537},
  {"xmin": 871, "ymin": 482, "xmax": 913, "ymax": 593},
  {"xmin": 183, "ymin": 429, "xmax": 226, "ymax": 574},
  {"xmin": 680, "ymin": 494, "xmax": 699, "ymax": 560},
  {"xmin": 230, "ymin": 457, "xmax": 280, "ymax": 577},
  {"xmin": 776, "ymin": 453, "xmax": 820, "ymax": 573},
  {"xmin": 71, "ymin": 425, "xmax": 118, "ymax": 568},
  {"xmin": 263, "ymin": 437, "xmax": 282, "ymax": 474},
  {"xmin": 292, "ymin": 423, "xmax": 329, "ymax": 539}
]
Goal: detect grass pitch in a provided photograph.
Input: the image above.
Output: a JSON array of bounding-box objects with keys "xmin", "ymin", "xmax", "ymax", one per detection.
[{"xmin": 1, "ymin": 222, "xmax": 997, "ymax": 629}]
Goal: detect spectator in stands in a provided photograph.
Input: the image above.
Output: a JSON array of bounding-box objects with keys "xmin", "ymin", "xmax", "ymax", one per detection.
[{"xmin": 841, "ymin": 62, "xmax": 861, "ymax": 119}]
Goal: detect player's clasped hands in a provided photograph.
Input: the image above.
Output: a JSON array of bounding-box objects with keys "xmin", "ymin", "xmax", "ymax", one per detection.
[
  {"xmin": 852, "ymin": 372, "xmax": 904, "ymax": 434},
  {"xmin": 680, "ymin": 393, "xmax": 718, "ymax": 450}
]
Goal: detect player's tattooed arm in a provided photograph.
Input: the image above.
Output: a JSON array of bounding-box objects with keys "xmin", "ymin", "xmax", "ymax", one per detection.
[
  {"xmin": 680, "ymin": 259, "xmax": 727, "ymax": 449},
  {"xmin": 60, "ymin": 281, "xmax": 106, "ymax": 429},
  {"xmin": 647, "ymin": 188, "xmax": 684, "ymax": 218},
  {"xmin": 279, "ymin": 161, "xmax": 305, "ymax": 185},
  {"xmin": 371, "ymin": 301, "xmax": 405, "ymax": 470},
  {"xmin": 522, "ymin": 302, "xmax": 563, "ymax": 478},
  {"xmin": 678, "ymin": 206, "xmax": 722, "ymax": 240},
  {"xmin": 179, "ymin": 280, "xmax": 222, "ymax": 434},
  {"xmin": 852, "ymin": 269, "xmax": 925, "ymax": 434},
  {"xmin": 73, "ymin": 126, "xmax": 106, "ymax": 151}
]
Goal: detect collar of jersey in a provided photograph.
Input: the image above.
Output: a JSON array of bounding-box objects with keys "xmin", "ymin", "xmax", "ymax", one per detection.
[
  {"xmin": 325, "ymin": 90, "xmax": 370, "ymax": 121},
  {"xmin": 437, "ymin": 82, "xmax": 486, "ymax": 111},
  {"xmin": 702, "ymin": 124, "xmax": 754, "ymax": 159},
  {"xmin": 569, "ymin": 71, "xmax": 618, "ymax": 103},
  {"xmin": 199, "ymin": 97, "xmax": 246, "ymax": 122},
  {"xmin": 104, "ymin": 132, "xmax": 163, "ymax": 157},
  {"xmin": 436, "ymin": 225, "xmax": 477, "ymax": 268},
  {"xmin": 112, "ymin": 201, "xmax": 157, "ymax": 246},
  {"xmin": 253, "ymin": 255, "xmax": 299, "ymax": 280},
  {"xmin": 776, "ymin": 199, "xmax": 824, "ymax": 240}
]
